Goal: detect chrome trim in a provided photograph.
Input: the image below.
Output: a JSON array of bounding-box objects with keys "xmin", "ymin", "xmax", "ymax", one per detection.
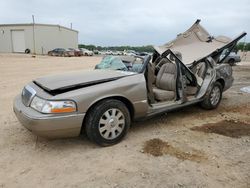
[{"xmin": 133, "ymin": 100, "xmax": 147, "ymax": 104}]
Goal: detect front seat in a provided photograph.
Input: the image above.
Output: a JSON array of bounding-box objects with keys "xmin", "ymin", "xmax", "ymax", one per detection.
[{"xmin": 153, "ymin": 60, "xmax": 177, "ymax": 101}]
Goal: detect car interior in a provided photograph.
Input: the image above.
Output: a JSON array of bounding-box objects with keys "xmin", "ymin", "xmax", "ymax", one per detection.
[
  {"xmin": 95, "ymin": 53, "xmax": 211, "ymax": 105},
  {"xmin": 153, "ymin": 58, "xmax": 177, "ymax": 102},
  {"xmin": 120, "ymin": 56, "xmax": 144, "ymax": 72},
  {"xmin": 146, "ymin": 50, "xmax": 209, "ymax": 104}
]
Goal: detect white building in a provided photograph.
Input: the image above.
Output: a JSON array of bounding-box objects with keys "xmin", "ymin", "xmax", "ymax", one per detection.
[{"xmin": 0, "ymin": 23, "xmax": 78, "ymax": 54}]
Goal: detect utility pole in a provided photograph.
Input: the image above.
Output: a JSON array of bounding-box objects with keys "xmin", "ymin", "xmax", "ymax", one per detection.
[
  {"xmin": 70, "ymin": 23, "xmax": 72, "ymax": 29},
  {"xmin": 32, "ymin": 15, "xmax": 36, "ymax": 55}
]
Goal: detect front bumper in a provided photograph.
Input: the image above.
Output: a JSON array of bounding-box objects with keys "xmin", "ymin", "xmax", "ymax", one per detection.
[{"xmin": 13, "ymin": 95, "xmax": 85, "ymax": 138}]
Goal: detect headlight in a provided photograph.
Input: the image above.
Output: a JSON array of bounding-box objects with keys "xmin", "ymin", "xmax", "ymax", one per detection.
[{"xmin": 30, "ymin": 96, "xmax": 77, "ymax": 114}]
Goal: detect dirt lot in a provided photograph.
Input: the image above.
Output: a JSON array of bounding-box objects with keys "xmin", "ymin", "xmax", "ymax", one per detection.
[{"xmin": 0, "ymin": 53, "xmax": 250, "ymax": 188}]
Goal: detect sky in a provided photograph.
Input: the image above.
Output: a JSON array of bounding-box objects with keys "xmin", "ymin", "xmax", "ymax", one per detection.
[{"xmin": 0, "ymin": 0, "xmax": 249, "ymax": 46}]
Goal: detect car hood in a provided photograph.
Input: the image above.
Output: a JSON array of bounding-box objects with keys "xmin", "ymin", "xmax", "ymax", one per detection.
[{"xmin": 34, "ymin": 69, "xmax": 136, "ymax": 95}]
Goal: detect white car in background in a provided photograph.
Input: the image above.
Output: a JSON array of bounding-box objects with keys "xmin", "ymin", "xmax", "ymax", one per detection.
[
  {"xmin": 105, "ymin": 50, "xmax": 114, "ymax": 55},
  {"xmin": 80, "ymin": 48, "xmax": 94, "ymax": 56},
  {"xmin": 123, "ymin": 50, "xmax": 137, "ymax": 56}
]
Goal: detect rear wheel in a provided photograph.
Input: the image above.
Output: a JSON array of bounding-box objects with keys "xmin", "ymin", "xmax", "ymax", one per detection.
[
  {"xmin": 200, "ymin": 82, "xmax": 222, "ymax": 110},
  {"xmin": 85, "ymin": 99, "xmax": 131, "ymax": 146}
]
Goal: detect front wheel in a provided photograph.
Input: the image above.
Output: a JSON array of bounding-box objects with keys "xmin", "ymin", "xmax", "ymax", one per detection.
[
  {"xmin": 200, "ymin": 82, "xmax": 222, "ymax": 110},
  {"xmin": 85, "ymin": 99, "xmax": 131, "ymax": 146}
]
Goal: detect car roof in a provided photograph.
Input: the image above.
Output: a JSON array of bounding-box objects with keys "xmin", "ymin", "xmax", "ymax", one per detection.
[{"xmin": 154, "ymin": 20, "xmax": 245, "ymax": 65}]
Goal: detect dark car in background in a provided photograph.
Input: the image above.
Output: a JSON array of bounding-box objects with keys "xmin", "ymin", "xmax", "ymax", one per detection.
[
  {"xmin": 48, "ymin": 48, "xmax": 75, "ymax": 57},
  {"xmin": 48, "ymin": 48, "xmax": 66, "ymax": 56}
]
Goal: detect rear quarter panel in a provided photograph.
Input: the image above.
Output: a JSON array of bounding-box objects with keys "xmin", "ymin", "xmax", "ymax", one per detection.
[{"xmin": 215, "ymin": 64, "xmax": 234, "ymax": 91}]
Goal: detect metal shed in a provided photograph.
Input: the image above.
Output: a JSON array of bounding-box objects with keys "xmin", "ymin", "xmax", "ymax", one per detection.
[{"xmin": 0, "ymin": 23, "xmax": 78, "ymax": 54}]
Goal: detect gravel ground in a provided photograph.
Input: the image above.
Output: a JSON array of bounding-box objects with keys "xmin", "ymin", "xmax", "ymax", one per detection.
[{"xmin": 0, "ymin": 53, "xmax": 249, "ymax": 188}]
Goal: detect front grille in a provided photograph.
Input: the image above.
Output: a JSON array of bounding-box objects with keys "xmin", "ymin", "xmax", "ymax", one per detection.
[{"xmin": 22, "ymin": 85, "xmax": 36, "ymax": 106}]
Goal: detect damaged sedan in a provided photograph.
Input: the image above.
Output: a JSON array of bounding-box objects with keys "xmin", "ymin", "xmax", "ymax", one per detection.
[{"xmin": 14, "ymin": 20, "xmax": 246, "ymax": 146}]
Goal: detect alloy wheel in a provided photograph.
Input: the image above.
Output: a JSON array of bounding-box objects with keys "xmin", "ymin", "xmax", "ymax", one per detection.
[{"xmin": 210, "ymin": 86, "xmax": 221, "ymax": 106}]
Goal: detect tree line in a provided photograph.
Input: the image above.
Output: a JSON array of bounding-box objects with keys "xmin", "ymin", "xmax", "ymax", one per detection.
[
  {"xmin": 236, "ymin": 42, "xmax": 250, "ymax": 52},
  {"xmin": 78, "ymin": 44, "xmax": 154, "ymax": 52},
  {"xmin": 79, "ymin": 42, "xmax": 250, "ymax": 53}
]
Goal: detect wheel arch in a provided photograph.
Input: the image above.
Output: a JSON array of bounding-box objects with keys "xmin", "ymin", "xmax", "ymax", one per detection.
[
  {"xmin": 216, "ymin": 78, "xmax": 225, "ymax": 90},
  {"xmin": 228, "ymin": 58, "xmax": 235, "ymax": 62},
  {"xmin": 81, "ymin": 96, "xmax": 135, "ymax": 134}
]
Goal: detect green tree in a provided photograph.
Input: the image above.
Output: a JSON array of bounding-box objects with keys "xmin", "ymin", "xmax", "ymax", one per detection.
[
  {"xmin": 78, "ymin": 44, "xmax": 154, "ymax": 53},
  {"xmin": 236, "ymin": 42, "xmax": 250, "ymax": 51}
]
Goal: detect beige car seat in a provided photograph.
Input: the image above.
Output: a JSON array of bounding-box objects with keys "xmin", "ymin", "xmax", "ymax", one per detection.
[{"xmin": 153, "ymin": 59, "xmax": 177, "ymax": 101}]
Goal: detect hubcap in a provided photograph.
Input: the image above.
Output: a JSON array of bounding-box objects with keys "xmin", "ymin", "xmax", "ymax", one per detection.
[
  {"xmin": 210, "ymin": 86, "xmax": 221, "ymax": 106},
  {"xmin": 98, "ymin": 108, "xmax": 125, "ymax": 140}
]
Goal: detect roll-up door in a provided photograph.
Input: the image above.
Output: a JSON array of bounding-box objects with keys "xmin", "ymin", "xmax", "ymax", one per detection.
[{"xmin": 11, "ymin": 30, "xmax": 25, "ymax": 53}]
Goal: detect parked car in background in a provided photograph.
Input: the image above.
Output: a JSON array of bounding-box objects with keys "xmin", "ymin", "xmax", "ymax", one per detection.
[
  {"xmin": 80, "ymin": 48, "xmax": 94, "ymax": 56},
  {"xmin": 48, "ymin": 48, "xmax": 66, "ymax": 56},
  {"xmin": 221, "ymin": 51, "xmax": 241, "ymax": 66},
  {"xmin": 65, "ymin": 48, "xmax": 76, "ymax": 57},
  {"xmin": 76, "ymin": 49, "xmax": 84, "ymax": 56},
  {"xmin": 123, "ymin": 50, "xmax": 136, "ymax": 56},
  {"xmin": 68, "ymin": 48, "xmax": 83, "ymax": 57},
  {"xmin": 99, "ymin": 51, "xmax": 107, "ymax": 55},
  {"xmin": 116, "ymin": 51, "xmax": 123, "ymax": 55},
  {"xmin": 136, "ymin": 52, "xmax": 150, "ymax": 56},
  {"xmin": 105, "ymin": 50, "xmax": 114, "ymax": 55},
  {"xmin": 112, "ymin": 51, "xmax": 118, "ymax": 56}
]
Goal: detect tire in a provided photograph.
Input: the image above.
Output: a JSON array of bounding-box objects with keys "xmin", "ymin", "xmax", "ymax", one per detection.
[
  {"xmin": 25, "ymin": 49, "xmax": 30, "ymax": 54},
  {"xmin": 85, "ymin": 99, "xmax": 131, "ymax": 146},
  {"xmin": 200, "ymin": 82, "xmax": 222, "ymax": 110},
  {"xmin": 228, "ymin": 59, "xmax": 235, "ymax": 66}
]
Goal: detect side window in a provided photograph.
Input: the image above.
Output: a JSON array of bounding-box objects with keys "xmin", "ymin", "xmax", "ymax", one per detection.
[{"xmin": 219, "ymin": 48, "xmax": 229, "ymax": 61}]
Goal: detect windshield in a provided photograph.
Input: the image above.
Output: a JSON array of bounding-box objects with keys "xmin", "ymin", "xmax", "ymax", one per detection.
[
  {"xmin": 95, "ymin": 56, "xmax": 144, "ymax": 73},
  {"xmin": 96, "ymin": 56, "xmax": 128, "ymax": 71}
]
